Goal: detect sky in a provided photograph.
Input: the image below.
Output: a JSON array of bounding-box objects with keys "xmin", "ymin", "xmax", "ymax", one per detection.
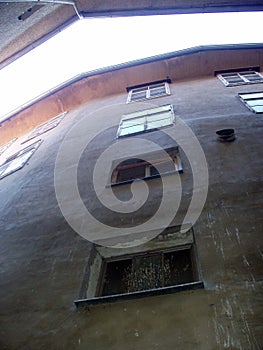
[{"xmin": 0, "ymin": 11, "xmax": 263, "ymax": 122}]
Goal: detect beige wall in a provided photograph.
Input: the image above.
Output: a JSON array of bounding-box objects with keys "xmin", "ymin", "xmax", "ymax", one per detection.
[{"xmin": 1, "ymin": 46, "xmax": 263, "ymax": 146}]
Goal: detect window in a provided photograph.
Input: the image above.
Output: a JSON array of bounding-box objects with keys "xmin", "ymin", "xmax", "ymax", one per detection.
[
  {"xmin": 0, "ymin": 140, "xmax": 42, "ymax": 179},
  {"xmin": 101, "ymin": 248, "xmax": 195, "ymax": 296},
  {"xmin": 0, "ymin": 138, "xmax": 17, "ymax": 157},
  {"xmin": 111, "ymin": 147, "xmax": 182, "ymax": 185},
  {"xmin": 217, "ymin": 70, "xmax": 263, "ymax": 87},
  {"xmin": 127, "ymin": 82, "xmax": 170, "ymax": 103},
  {"xmin": 238, "ymin": 92, "xmax": 263, "ymax": 113},
  {"xmin": 22, "ymin": 111, "xmax": 67, "ymax": 144},
  {"xmin": 74, "ymin": 227, "xmax": 203, "ymax": 307},
  {"xmin": 117, "ymin": 104, "xmax": 174, "ymax": 137}
]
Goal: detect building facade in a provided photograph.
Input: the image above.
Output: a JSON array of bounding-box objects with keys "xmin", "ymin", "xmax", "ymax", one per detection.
[{"xmin": 0, "ymin": 44, "xmax": 262, "ymax": 349}]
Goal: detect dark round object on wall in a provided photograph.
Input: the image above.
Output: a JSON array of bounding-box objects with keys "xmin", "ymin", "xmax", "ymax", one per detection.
[{"xmin": 216, "ymin": 128, "xmax": 235, "ymax": 142}]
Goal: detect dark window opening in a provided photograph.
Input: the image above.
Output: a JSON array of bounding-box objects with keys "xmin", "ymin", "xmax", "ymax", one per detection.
[
  {"xmin": 100, "ymin": 248, "xmax": 195, "ymax": 297},
  {"xmin": 111, "ymin": 149, "xmax": 182, "ymax": 185}
]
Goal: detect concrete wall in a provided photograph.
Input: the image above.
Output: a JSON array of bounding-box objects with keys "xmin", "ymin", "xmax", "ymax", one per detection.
[{"xmin": 0, "ymin": 68, "xmax": 262, "ymax": 349}]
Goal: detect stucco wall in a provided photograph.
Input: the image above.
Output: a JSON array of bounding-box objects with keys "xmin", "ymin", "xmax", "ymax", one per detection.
[
  {"xmin": 0, "ymin": 71, "xmax": 262, "ymax": 349},
  {"xmin": 1, "ymin": 45, "xmax": 263, "ymax": 147}
]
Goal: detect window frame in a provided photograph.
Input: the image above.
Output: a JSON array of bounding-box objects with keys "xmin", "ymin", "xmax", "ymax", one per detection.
[
  {"xmin": 74, "ymin": 226, "xmax": 204, "ymax": 307},
  {"xmin": 238, "ymin": 91, "xmax": 263, "ymax": 113},
  {"xmin": 0, "ymin": 138, "xmax": 17, "ymax": 157},
  {"xmin": 127, "ymin": 82, "xmax": 170, "ymax": 103},
  {"xmin": 217, "ymin": 70, "xmax": 263, "ymax": 87},
  {"xmin": 21, "ymin": 111, "xmax": 67, "ymax": 144},
  {"xmin": 0, "ymin": 140, "xmax": 42, "ymax": 180},
  {"xmin": 110, "ymin": 147, "xmax": 182, "ymax": 186},
  {"xmin": 98, "ymin": 245, "xmax": 198, "ymax": 297},
  {"xmin": 117, "ymin": 104, "xmax": 175, "ymax": 138}
]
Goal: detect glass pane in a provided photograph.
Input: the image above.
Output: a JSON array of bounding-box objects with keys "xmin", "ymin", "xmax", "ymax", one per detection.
[
  {"xmin": 122, "ymin": 105, "xmax": 172, "ymax": 121},
  {"xmin": 242, "ymin": 72, "xmax": 263, "ymax": 82},
  {"xmin": 149, "ymin": 84, "xmax": 167, "ymax": 96},
  {"xmin": 122, "ymin": 117, "xmax": 145, "ymax": 127},
  {"xmin": 163, "ymin": 250, "xmax": 194, "ymax": 287},
  {"xmin": 119, "ymin": 124, "xmax": 145, "ymax": 136},
  {"xmin": 147, "ymin": 111, "xmax": 171, "ymax": 122},
  {"xmin": 247, "ymin": 99, "xmax": 263, "ymax": 107},
  {"xmin": 252, "ymin": 105, "xmax": 263, "ymax": 113},
  {"xmin": 0, "ymin": 151, "xmax": 33, "ymax": 178},
  {"xmin": 147, "ymin": 116, "xmax": 172, "ymax": 130},
  {"xmin": 117, "ymin": 164, "xmax": 146, "ymax": 182},
  {"xmin": 149, "ymin": 159, "xmax": 176, "ymax": 176},
  {"xmin": 240, "ymin": 92, "xmax": 263, "ymax": 100},
  {"xmin": 224, "ymin": 74, "xmax": 244, "ymax": 83},
  {"xmin": 130, "ymin": 90, "xmax": 147, "ymax": 101},
  {"xmin": 119, "ymin": 117, "xmax": 145, "ymax": 135},
  {"xmin": 101, "ymin": 259, "xmax": 132, "ymax": 296},
  {"xmin": 0, "ymin": 162, "xmax": 10, "ymax": 177}
]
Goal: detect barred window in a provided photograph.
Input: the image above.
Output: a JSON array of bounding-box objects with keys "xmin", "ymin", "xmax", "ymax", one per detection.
[
  {"xmin": 127, "ymin": 82, "xmax": 170, "ymax": 102},
  {"xmin": 101, "ymin": 247, "xmax": 195, "ymax": 296},
  {"xmin": 74, "ymin": 226, "xmax": 204, "ymax": 307},
  {"xmin": 217, "ymin": 71, "xmax": 263, "ymax": 87}
]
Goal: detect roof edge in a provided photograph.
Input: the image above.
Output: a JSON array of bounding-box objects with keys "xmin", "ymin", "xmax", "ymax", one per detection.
[{"xmin": 1, "ymin": 42, "xmax": 263, "ymax": 124}]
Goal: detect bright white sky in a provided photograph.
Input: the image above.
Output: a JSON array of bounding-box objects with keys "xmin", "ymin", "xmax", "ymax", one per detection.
[{"xmin": 0, "ymin": 11, "xmax": 263, "ymax": 122}]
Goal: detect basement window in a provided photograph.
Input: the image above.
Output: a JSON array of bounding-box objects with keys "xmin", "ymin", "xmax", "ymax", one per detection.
[
  {"xmin": 238, "ymin": 92, "xmax": 263, "ymax": 113},
  {"xmin": 74, "ymin": 226, "xmax": 204, "ymax": 307},
  {"xmin": 111, "ymin": 147, "xmax": 182, "ymax": 185},
  {"xmin": 22, "ymin": 111, "xmax": 67, "ymax": 144},
  {"xmin": 101, "ymin": 248, "xmax": 196, "ymax": 296},
  {"xmin": 0, "ymin": 140, "xmax": 42, "ymax": 179},
  {"xmin": 217, "ymin": 70, "xmax": 263, "ymax": 87},
  {"xmin": 117, "ymin": 104, "xmax": 174, "ymax": 137},
  {"xmin": 127, "ymin": 81, "xmax": 170, "ymax": 103}
]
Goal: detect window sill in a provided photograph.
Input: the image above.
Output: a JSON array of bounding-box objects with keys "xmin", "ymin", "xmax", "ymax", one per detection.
[
  {"xmin": 108, "ymin": 169, "xmax": 183, "ymax": 188},
  {"xmin": 74, "ymin": 281, "xmax": 204, "ymax": 308},
  {"xmin": 117, "ymin": 123, "xmax": 174, "ymax": 139}
]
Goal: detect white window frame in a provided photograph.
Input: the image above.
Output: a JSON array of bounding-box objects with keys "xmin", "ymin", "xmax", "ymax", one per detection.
[
  {"xmin": 0, "ymin": 140, "xmax": 42, "ymax": 179},
  {"xmin": 22, "ymin": 111, "xmax": 67, "ymax": 144},
  {"xmin": 0, "ymin": 138, "xmax": 17, "ymax": 157},
  {"xmin": 117, "ymin": 104, "xmax": 174, "ymax": 138},
  {"xmin": 217, "ymin": 71, "xmax": 263, "ymax": 87},
  {"xmin": 238, "ymin": 91, "xmax": 263, "ymax": 113},
  {"xmin": 127, "ymin": 82, "xmax": 170, "ymax": 103}
]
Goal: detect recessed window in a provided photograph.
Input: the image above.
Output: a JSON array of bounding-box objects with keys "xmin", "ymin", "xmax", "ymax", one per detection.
[
  {"xmin": 238, "ymin": 92, "xmax": 263, "ymax": 113},
  {"xmin": 217, "ymin": 70, "xmax": 263, "ymax": 87},
  {"xmin": 74, "ymin": 226, "xmax": 204, "ymax": 307},
  {"xmin": 111, "ymin": 147, "xmax": 182, "ymax": 185},
  {"xmin": 117, "ymin": 104, "xmax": 174, "ymax": 138},
  {"xmin": 0, "ymin": 140, "xmax": 42, "ymax": 179},
  {"xmin": 0, "ymin": 138, "xmax": 17, "ymax": 157},
  {"xmin": 22, "ymin": 111, "xmax": 67, "ymax": 144},
  {"xmin": 101, "ymin": 248, "xmax": 195, "ymax": 296},
  {"xmin": 127, "ymin": 82, "xmax": 170, "ymax": 103}
]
